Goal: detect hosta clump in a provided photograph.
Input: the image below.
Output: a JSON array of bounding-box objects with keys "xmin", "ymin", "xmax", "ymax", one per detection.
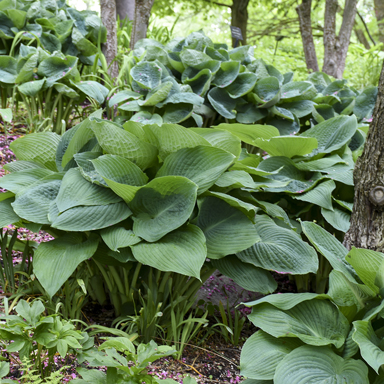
[
  {"xmin": 111, "ymin": 30, "xmax": 377, "ymax": 132},
  {"xmin": 0, "ymin": 0, "xmax": 106, "ymax": 63},
  {"xmin": 0, "ymin": 45, "xmax": 108, "ymax": 132},
  {"xmin": 240, "ymin": 222, "xmax": 384, "ymax": 383},
  {"xmin": 0, "ymin": 111, "xmax": 360, "ymax": 298}
]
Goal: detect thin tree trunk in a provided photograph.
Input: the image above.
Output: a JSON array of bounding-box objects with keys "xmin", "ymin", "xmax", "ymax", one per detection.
[
  {"xmin": 374, "ymin": 0, "xmax": 384, "ymax": 46},
  {"xmin": 116, "ymin": 0, "xmax": 135, "ymax": 22},
  {"xmin": 231, "ymin": 0, "xmax": 250, "ymax": 47},
  {"xmin": 343, "ymin": 62, "xmax": 384, "ymax": 251},
  {"xmin": 100, "ymin": 0, "xmax": 119, "ymax": 78},
  {"xmin": 296, "ymin": 0, "xmax": 319, "ymax": 73},
  {"xmin": 354, "ymin": 25, "xmax": 371, "ymax": 50},
  {"xmin": 322, "ymin": 0, "xmax": 357, "ymax": 78},
  {"xmin": 130, "ymin": 0, "xmax": 155, "ymax": 49}
]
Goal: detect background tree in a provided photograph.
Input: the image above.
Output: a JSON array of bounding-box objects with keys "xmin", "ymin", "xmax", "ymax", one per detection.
[
  {"xmin": 130, "ymin": 0, "xmax": 155, "ymax": 48},
  {"xmin": 374, "ymin": 0, "xmax": 384, "ymax": 46},
  {"xmin": 100, "ymin": 0, "xmax": 119, "ymax": 78},
  {"xmin": 343, "ymin": 62, "xmax": 383, "ymax": 251},
  {"xmin": 116, "ymin": 0, "xmax": 135, "ymax": 21}
]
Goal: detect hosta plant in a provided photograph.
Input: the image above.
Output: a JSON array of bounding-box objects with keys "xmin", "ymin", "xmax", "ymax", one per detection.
[
  {"xmin": 0, "ymin": 110, "xmax": 361, "ymax": 301},
  {"xmin": 0, "ymin": 0, "xmax": 106, "ymax": 63},
  {"xmin": 111, "ymin": 31, "xmax": 377, "ymax": 131},
  {"xmin": 0, "ymin": 45, "xmax": 108, "ymax": 132},
  {"xmin": 240, "ymin": 222, "xmax": 384, "ymax": 383}
]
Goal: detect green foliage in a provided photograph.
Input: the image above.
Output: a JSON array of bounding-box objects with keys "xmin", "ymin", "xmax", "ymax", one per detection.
[
  {"xmin": 239, "ymin": 223, "xmax": 384, "ymax": 383},
  {"xmin": 0, "ymin": 299, "xmax": 92, "ymax": 378},
  {"xmin": 0, "ymin": 0, "xmax": 106, "ymax": 62},
  {"xmin": 112, "ymin": 31, "xmax": 377, "ymax": 130}
]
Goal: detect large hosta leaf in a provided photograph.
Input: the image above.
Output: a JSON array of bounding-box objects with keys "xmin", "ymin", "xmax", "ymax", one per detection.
[
  {"xmin": 254, "ymin": 136, "xmax": 318, "ymax": 158},
  {"xmin": 321, "ymin": 206, "xmax": 350, "ymax": 232},
  {"xmin": 100, "ymin": 227, "xmax": 141, "ymax": 251},
  {"xmin": 51, "ymin": 202, "xmax": 131, "ymax": 231},
  {"xmin": 293, "ymin": 180, "xmax": 336, "ymax": 210},
  {"xmin": 240, "ymin": 331, "xmax": 303, "ymax": 380},
  {"xmin": 212, "ymin": 61, "xmax": 240, "ymax": 88},
  {"xmin": 208, "ymin": 87, "xmax": 236, "ymax": 119},
  {"xmin": 156, "ymin": 146, "xmax": 235, "ymax": 194},
  {"xmin": 252, "ymin": 77, "xmax": 281, "ymax": 108},
  {"xmin": 248, "ymin": 299, "xmax": 349, "ymax": 348},
  {"xmin": 0, "ymin": 198, "xmax": 21, "ymax": 227},
  {"xmin": 212, "ymin": 255, "xmax": 277, "ymax": 294},
  {"xmin": 10, "ymin": 133, "xmax": 60, "ymax": 171},
  {"xmin": 280, "ymin": 81, "xmax": 317, "ymax": 102},
  {"xmin": 33, "ymin": 233, "xmax": 99, "ymax": 297},
  {"xmin": 131, "ymin": 224, "xmax": 206, "ymax": 279},
  {"xmin": 129, "ymin": 176, "xmax": 198, "ymax": 242},
  {"xmin": 274, "ymin": 346, "xmax": 369, "ymax": 384},
  {"xmin": 301, "ymin": 115, "xmax": 357, "ymax": 155},
  {"xmin": 71, "ymin": 81, "xmax": 108, "ymax": 105},
  {"xmin": 90, "ymin": 118, "xmax": 158, "ymax": 170},
  {"xmin": 55, "ymin": 168, "xmax": 121, "ymax": 212},
  {"xmin": 237, "ymin": 215, "xmax": 318, "ymax": 274},
  {"xmin": 0, "ymin": 56, "xmax": 17, "ymax": 83},
  {"xmin": 225, "ymin": 72, "xmax": 257, "ymax": 98},
  {"xmin": 130, "ymin": 61, "xmax": 161, "ymax": 89},
  {"xmin": 196, "ymin": 196, "xmax": 259, "ymax": 259},
  {"xmin": 301, "ymin": 221, "xmax": 357, "ymax": 282}
]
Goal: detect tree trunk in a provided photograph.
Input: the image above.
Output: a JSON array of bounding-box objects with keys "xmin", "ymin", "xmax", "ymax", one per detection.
[
  {"xmin": 343, "ymin": 62, "xmax": 384, "ymax": 251},
  {"xmin": 354, "ymin": 25, "xmax": 371, "ymax": 50},
  {"xmin": 116, "ymin": 0, "xmax": 135, "ymax": 21},
  {"xmin": 322, "ymin": 0, "xmax": 357, "ymax": 78},
  {"xmin": 296, "ymin": 0, "xmax": 319, "ymax": 73},
  {"xmin": 130, "ymin": 0, "xmax": 155, "ymax": 49},
  {"xmin": 374, "ymin": 0, "xmax": 384, "ymax": 46},
  {"xmin": 100, "ymin": 0, "xmax": 119, "ymax": 78},
  {"xmin": 231, "ymin": 0, "xmax": 250, "ymax": 47}
]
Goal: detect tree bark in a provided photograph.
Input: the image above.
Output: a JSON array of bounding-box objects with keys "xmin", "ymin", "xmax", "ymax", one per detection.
[
  {"xmin": 130, "ymin": 0, "xmax": 155, "ymax": 49},
  {"xmin": 100, "ymin": 0, "xmax": 119, "ymax": 78},
  {"xmin": 374, "ymin": 0, "xmax": 384, "ymax": 46},
  {"xmin": 343, "ymin": 62, "xmax": 384, "ymax": 251},
  {"xmin": 116, "ymin": 0, "xmax": 135, "ymax": 22},
  {"xmin": 231, "ymin": 0, "xmax": 250, "ymax": 47},
  {"xmin": 354, "ymin": 25, "xmax": 371, "ymax": 50},
  {"xmin": 322, "ymin": 0, "xmax": 357, "ymax": 79},
  {"xmin": 296, "ymin": 0, "xmax": 319, "ymax": 73}
]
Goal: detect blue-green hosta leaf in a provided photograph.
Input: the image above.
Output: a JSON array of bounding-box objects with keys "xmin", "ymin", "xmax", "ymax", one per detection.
[
  {"xmin": 240, "ymin": 331, "xmax": 303, "ymax": 380},
  {"xmin": 53, "ymin": 83, "xmax": 79, "ymax": 99},
  {"xmin": 10, "ymin": 132, "xmax": 61, "ymax": 171},
  {"xmin": 307, "ymin": 71, "xmax": 332, "ymax": 92},
  {"xmin": 301, "ymin": 115, "xmax": 358, "ymax": 155},
  {"xmin": 236, "ymin": 103, "xmax": 267, "ymax": 124},
  {"xmin": 34, "ymin": 233, "xmax": 99, "ymax": 297},
  {"xmin": 130, "ymin": 111, "xmax": 163, "ymax": 126},
  {"xmin": 180, "ymin": 49, "xmax": 220, "ymax": 72},
  {"xmin": 157, "ymin": 92, "xmax": 204, "ymax": 108},
  {"xmin": 248, "ymin": 299, "xmax": 349, "ymax": 348},
  {"xmin": 100, "ymin": 227, "xmax": 141, "ymax": 251},
  {"xmin": 90, "ymin": 118, "xmax": 158, "ymax": 170},
  {"xmin": 131, "ymin": 224, "xmax": 206, "ymax": 279},
  {"xmin": 0, "ymin": 56, "xmax": 16, "ymax": 83},
  {"xmin": 333, "ymin": 198, "xmax": 353, "ymax": 212},
  {"xmin": 212, "ymin": 61, "xmax": 240, "ymax": 88},
  {"xmin": 156, "ymin": 146, "xmax": 235, "ymax": 195},
  {"xmin": 182, "ymin": 68, "xmax": 212, "ymax": 97},
  {"xmin": 18, "ymin": 79, "xmax": 46, "ymax": 97},
  {"xmin": 229, "ymin": 45, "xmax": 254, "ymax": 64},
  {"xmin": 12, "ymin": 177, "xmax": 62, "ymax": 224},
  {"xmin": 346, "ymin": 247, "xmax": 384, "ymax": 293},
  {"xmin": 168, "ymin": 51, "xmax": 184, "ymax": 73},
  {"xmin": 37, "ymin": 55, "xmax": 77, "ymax": 87},
  {"xmin": 0, "ymin": 168, "xmax": 54, "ymax": 194},
  {"xmin": 274, "ymin": 346, "xmax": 369, "ymax": 384},
  {"xmin": 73, "ymin": 152, "xmax": 107, "ymax": 186},
  {"xmin": 301, "ymin": 221, "xmax": 357, "ymax": 283},
  {"xmin": 91, "ymin": 154, "xmax": 148, "ymax": 203},
  {"xmin": 212, "ymin": 255, "xmax": 277, "ymax": 294},
  {"xmin": 280, "ymin": 81, "xmax": 317, "ymax": 102},
  {"xmin": 147, "ymin": 123, "xmax": 210, "ymax": 160},
  {"xmin": 328, "ymin": 270, "xmax": 375, "ymax": 310},
  {"xmin": 321, "ymin": 206, "xmax": 350, "ymax": 232},
  {"xmin": 215, "ymin": 170, "xmax": 256, "ymax": 189},
  {"xmin": 208, "ymin": 87, "xmax": 236, "ymax": 119},
  {"xmin": 138, "ymin": 81, "xmax": 173, "ymax": 106},
  {"xmin": 3, "ymin": 160, "xmax": 46, "ymax": 173},
  {"xmin": 51, "ymin": 201, "xmax": 132, "ymax": 231},
  {"xmin": 312, "ymin": 104, "xmax": 336, "ymax": 123},
  {"xmin": 129, "ymin": 176, "xmax": 198, "ymax": 242},
  {"xmin": 354, "ymin": 86, "xmax": 378, "ymax": 122},
  {"xmin": 251, "ymin": 77, "xmax": 281, "ymax": 108},
  {"xmin": 189, "ymin": 128, "xmax": 242, "ymax": 158},
  {"xmin": 352, "ymin": 320, "xmax": 384, "ymax": 374},
  {"xmin": 71, "ymin": 27, "xmax": 97, "ymax": 56},
  {"xmin": 278, "ymin": 100, "xmax": 316, "ymax": 118},
  {"xmin": 55, "ymin": 168, "xmax": 121, "ymax": 212},
  {"xmin": 71, "ymin": 81, "xmax": 108, "ymax": 105},
  {"xmin": 40, "ymin": 32, "xmax": 62, "ymax": 53},
  {"xmin": 108, "ymin": 90, "xmax": 143, "ymax": 108},
  {"xmin": 16, "ymin": 52, "xmax": 39, "ymax": 84},
  {"xmin": 163, "ymin": 103, "xmax": 193, "ymax": 124},
  {"xmin": 271, "ymin": 106, "xmax": 294, "ymax": 121},
  {"xmin": 213, "ymin": 123, "xmax": 279, "ymax": 145},
  {"xmin": 294, "ymin": 154, "xmax": 346, "ymax": 171},
  {"xmin": 237, "ymin": 215, "xmax": 318, "ymax": 274},
  {"xmin": 293, "ymin": 180, "xmax": 336, "ymax": 210},
  {"xmin": 0, "ymin": 198, "xmax": 21, "ymax": 227},
  {"xmin": 254, "ymin": 136, "xmax": 318, "ymax": 159},
  {"xmin": 225, "ymin": 72, "xmax": 257, "ymax": 98},
  {"xmin": 130, "ymin": 61, "xmax": 162, "ymax": 89},
  {"xmin": 196, "ymin": 196, "xmax": 259, "ymax": 259}
]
